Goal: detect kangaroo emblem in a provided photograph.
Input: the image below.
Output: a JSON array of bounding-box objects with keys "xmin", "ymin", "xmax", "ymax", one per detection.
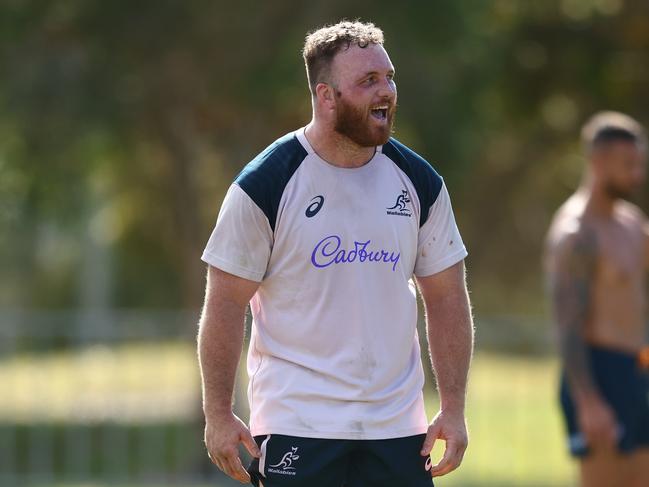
[
  {"xmin": 387, "ymin": 190, "xmax": 411, "ymax": 212},
  {"xmin": 270, "ymin": 447, "xmax": 300, "ymax": 470}
]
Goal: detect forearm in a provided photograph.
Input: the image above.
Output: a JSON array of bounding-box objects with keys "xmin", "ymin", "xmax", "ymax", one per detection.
[
  {"xmin": 552, "ymin": 279, "xmax": 600, "ymax": 404},
  {"xmin": 548, "ymin": 227, "xmax": 600, "ymax": 405},
  {"xmin": 426, "ymin": 288, "xmax": 474, "ymax": 412},
  {"xmin": 559, "ymin": 324, "xmax": 598, "ymax": 404},
  {"xmin": 197, "ymin": 298, "xmax": 247, "ymax": 418}
]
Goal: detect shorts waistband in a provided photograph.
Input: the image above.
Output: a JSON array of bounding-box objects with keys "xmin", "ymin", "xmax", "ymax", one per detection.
[{"xmin": 584, "ymin": 344, "xmax": 648, "ymax": 371}]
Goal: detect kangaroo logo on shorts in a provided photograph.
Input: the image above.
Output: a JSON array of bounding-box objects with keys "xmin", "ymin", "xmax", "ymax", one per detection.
[
  {"xmin": 268, "ymin": 447, "xmax": 300, "ymax": 476},
  {"xmin": 386, "ymin": 190, "xmax": 412, "ymax": 217}
]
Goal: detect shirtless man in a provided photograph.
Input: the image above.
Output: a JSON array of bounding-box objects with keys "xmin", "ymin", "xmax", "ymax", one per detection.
[{"xmin": 545, "ymin": 111, "xmax": 649, "ymax": 487}]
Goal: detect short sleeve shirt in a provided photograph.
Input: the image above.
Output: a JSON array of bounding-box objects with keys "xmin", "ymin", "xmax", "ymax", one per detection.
[{"xmin": 202, "ymin": 129, "xmax": 467, "ymax": 439}]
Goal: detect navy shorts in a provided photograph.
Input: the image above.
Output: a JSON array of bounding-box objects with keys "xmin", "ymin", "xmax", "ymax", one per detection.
[
  {"xmin": 248, "ymin": 433, "xmax": 434, "ymax": 486},
  {"xmin": 559, "ymin": 345, "xmax": 649, "ymax": 457}
]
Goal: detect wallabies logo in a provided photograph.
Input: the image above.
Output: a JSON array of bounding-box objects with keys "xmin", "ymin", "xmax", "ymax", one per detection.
[
  {"xmin": 270, "ymin": 447, "xmax": 300, "ymax": 471},
  {"xmin": 386, "ymin": 190, "xmax": 412, "ymax": 217}
]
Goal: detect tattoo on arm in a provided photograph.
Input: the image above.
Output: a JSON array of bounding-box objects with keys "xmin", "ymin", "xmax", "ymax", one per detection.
[{"xmin": 549, "ymin": 227, "xmax": 598, "ymax": 397}]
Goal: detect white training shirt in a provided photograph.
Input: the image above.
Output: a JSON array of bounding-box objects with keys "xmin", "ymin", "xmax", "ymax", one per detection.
[{"xmin": 202, "ymin": 128, "xmax": 467, "ymax": 440}]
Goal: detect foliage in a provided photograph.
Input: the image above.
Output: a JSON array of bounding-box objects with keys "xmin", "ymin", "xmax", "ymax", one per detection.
[{"xmin": 1, "ymin": 1, "xmax": 648, "ymax": 314}]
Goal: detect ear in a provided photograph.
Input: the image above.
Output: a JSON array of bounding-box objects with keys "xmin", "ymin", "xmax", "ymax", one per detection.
[{"xmin": 315, "ymin": 82, "xmax": 336, "ymax": 110}]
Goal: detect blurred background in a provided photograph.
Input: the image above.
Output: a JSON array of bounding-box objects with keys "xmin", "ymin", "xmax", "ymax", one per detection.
[{"xmin": 2, "ymin": 0, "xmax": 649, "ymax": 486}]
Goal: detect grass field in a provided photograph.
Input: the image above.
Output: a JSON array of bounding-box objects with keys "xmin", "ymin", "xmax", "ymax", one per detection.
[
  {"xmin": 0, "ymin": 342, "xmax": 199, "ymax": 422},
  {"xmin": 432, "ymin": 352, "xmax": 576, "ymax": 486},
  {"xmin": 1, "ymin": 342, "xmax": 577, "ymax": 487}
]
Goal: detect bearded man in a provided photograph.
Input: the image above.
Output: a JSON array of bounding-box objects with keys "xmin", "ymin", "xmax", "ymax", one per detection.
[{"xmin": 198, "ymin": 21, "xmax": 474, "ymax": 486}]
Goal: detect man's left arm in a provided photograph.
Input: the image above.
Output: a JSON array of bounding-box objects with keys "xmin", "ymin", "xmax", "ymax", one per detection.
[{"xmin": 415, "ymin": 260, "xmax": 474, "ymax": 477}]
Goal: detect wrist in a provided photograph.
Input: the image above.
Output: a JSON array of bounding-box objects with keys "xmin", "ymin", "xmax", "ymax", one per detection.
[
  {"xmin": 573, "ymin": 388, "xmax": 603, "ymax": 408},
  {"xmin": 439, "ymin": 396, "xmax": 466, "ymax": 414},
  {"xmin": 203, "ymin": 402, "xmax": 235, "ymax": 420}
]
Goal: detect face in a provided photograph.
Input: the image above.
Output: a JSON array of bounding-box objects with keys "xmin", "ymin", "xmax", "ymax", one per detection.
[
  {"xmin": 326, "ymin": 43, "xmax": 397, "ymax": 147},
  {"xmin": 593, "ymin": 141, "xmax": 647, "ymax": 200}
]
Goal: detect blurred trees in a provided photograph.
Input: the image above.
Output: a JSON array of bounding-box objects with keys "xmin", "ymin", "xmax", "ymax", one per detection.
[{"xmin": 1, "ymin": 0, "xmax": 648, "ymax": 314}]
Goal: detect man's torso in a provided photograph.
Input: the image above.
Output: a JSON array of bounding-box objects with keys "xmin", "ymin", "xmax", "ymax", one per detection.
[
  {"xmin": 202, "ymin": 129, "xmax": 467, "ymax": 439},
  {"xmin": 546, "ymin": 192, "xmax": 648, "ymax": 352}
]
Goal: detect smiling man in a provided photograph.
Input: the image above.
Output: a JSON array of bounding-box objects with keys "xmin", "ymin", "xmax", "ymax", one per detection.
[{"xmin": 198, "ymin": 21, "xmax": 474, "ymax": 486}]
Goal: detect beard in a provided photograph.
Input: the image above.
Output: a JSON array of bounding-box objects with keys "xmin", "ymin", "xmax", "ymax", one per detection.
[
  {"xmin": 604, "ymin": 182, "xmax": 636, "ymax": 200},
  {"xmin": 333, "ymin": 94, "xmax": 395, "ymax": 147}
]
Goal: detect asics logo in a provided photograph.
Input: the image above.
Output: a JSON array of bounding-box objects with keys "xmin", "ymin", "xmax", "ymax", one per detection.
[{"xmin": 305, "ymin": 195, "xmax": 324, "ymax": 218}]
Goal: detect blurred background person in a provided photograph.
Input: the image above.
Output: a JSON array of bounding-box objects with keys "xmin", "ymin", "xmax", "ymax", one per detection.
[{"xmin": 545, "ymin": 112, "xmax": 649, "ymax": 487}]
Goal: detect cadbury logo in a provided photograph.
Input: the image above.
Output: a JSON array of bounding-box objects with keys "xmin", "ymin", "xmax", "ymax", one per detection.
[{"xmin": 310, "ymin": 235, "xmax": 401, "ymax": 272}]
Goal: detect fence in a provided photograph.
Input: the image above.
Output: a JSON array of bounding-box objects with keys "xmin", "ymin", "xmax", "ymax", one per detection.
[
  {"xmin": 1, "ymin": 309, "xmax": 576, "ymax": 487},
  {"xmin": 0, "ymin": 309, "xmax": 243, "ymax": 486}
]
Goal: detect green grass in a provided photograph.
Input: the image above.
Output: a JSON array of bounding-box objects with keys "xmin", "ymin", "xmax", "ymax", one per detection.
[
  {"xmin": 0, "ymin": 343, "xmax": 577, "ymax": 486},
  {"xmin": 427, "ymin": 352, "xmax": 577, "ymax": 486},
  {"xmin": 0, "ymin": 342, "xmax": 200, "ymax": 422}
]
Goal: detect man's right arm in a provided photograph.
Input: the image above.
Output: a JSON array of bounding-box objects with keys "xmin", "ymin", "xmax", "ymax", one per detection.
[
  {"xmin": 547, "ymin": 227, "xmax": 617, "ymax": 449},
  {"xmin": 197, "ymin": 265, "xmax": 261, "ymax": 483}
]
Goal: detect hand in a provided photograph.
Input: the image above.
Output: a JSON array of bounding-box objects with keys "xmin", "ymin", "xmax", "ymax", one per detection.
[
  {"xmin": 576, "ymin": 395, "xmax": 618, "ymax": 452},
  {"xmin": 420, "ymin": 409, "xmax": 468, "ymax": 477},
  {"xmin": 204, "ymin": 412, "xmax": 261, "ymax": 483}
]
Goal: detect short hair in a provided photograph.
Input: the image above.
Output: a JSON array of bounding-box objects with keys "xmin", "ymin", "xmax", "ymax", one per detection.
[
  {"xmin": 302, "ymin": 21, "xmax": 384, "ymax": 96},
  {"xmin": 581, "ymin": 111, "xmax": 647, "ymax": 153}
]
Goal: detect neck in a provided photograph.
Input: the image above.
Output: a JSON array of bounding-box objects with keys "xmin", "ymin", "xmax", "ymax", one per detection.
[
  {"xmin": 580, "ymin": 184, "xmax": 615, "ymax": 218},
  {"xmin": 304, "ymin": 119, "xmax": 376, "ymax": 168}
]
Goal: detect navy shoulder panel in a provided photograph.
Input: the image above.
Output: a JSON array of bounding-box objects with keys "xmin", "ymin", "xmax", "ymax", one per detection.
[
  {"xmin": 234, "ymin": 132, "xmax": 308, "ymax": 231},
  {"xmin": 382, "ymin": 138, "xmax": 443, "ymax": 227}
]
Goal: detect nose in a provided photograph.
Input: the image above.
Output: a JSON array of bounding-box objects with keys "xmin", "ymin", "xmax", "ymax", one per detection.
[{"xmin": 377, "ymin": 77, "xmax": 396, "ymax": 100}]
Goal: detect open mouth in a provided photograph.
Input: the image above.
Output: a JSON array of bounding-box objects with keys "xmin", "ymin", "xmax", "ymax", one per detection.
[{"xmin": 370, "ymin": 105, "xmax": 389, "ymax": 121}]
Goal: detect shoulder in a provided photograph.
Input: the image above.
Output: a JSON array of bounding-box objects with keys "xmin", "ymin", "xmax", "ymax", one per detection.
[
  {"xmin": 235, "ymin": 131, "xmax": 308, "ymax": 193},
  {"xmin": 382, "ymin": 138, "xmax": 443, "ymax": 192},
  {"xmin": 234, "ymin": 131, "xmax": 308, "ymax": 230},
  {"xmin": 548, "ymin": 218, "xmax": 598, "ymax": 274},
  {"xmin": 616, "ymin": 200, "xmax": 649, "ymax": 224},
  {"xmin": 615, "ymin": 201, "xmax": 649, "ymax": 243},
  {"xmin": 382, "ymin": 138, "xmax": 444, "ymax": 226},
  {"xmin": 547, "ymin": 194, "xmax": 588, "ymax": 243},
  {"xmin": 546, "ymin": 196, "xmax": 598, "ymax": 260}
]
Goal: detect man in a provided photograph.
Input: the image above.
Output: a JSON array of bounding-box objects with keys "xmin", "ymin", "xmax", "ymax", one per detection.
[
  {"xmin": 545, "ymin": 111, "xmax": 649, "ymax": 487},
  {"xmin": 198, "ymin": 21, "xmax": 473, "ymax": 486}
]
